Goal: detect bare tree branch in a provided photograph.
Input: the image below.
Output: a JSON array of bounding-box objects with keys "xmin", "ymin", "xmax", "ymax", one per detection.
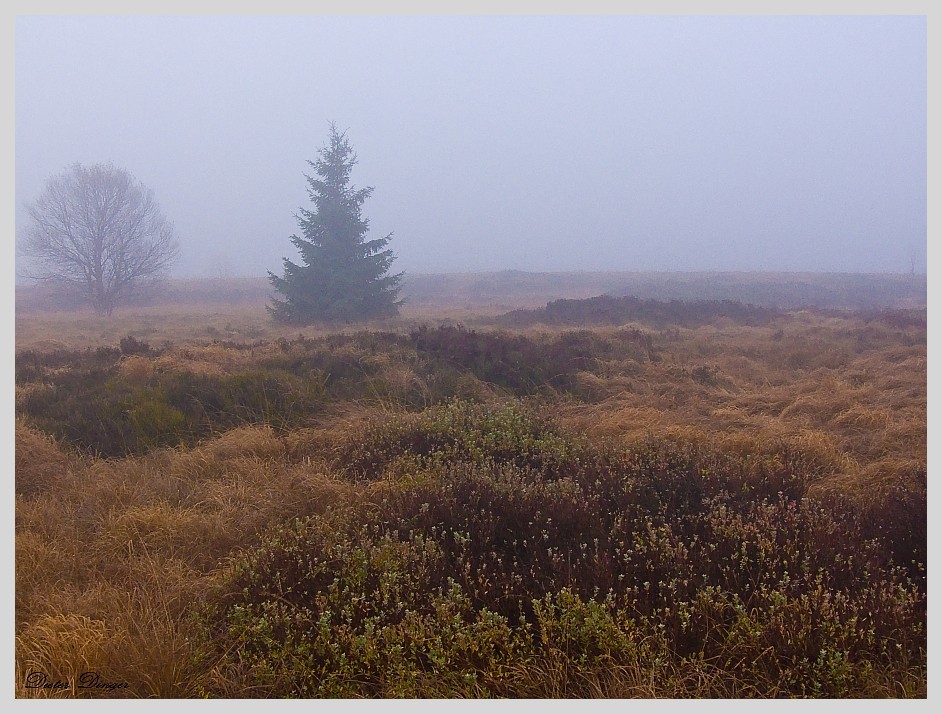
[{"xmin": 19, "ymin": 162, "xmax": 179, "ymax": 314}]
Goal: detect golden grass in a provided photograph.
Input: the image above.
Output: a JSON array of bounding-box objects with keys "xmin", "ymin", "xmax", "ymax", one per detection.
[
  {"xmin": 15, "ymin": 303, "xmax": 317, "ymax": 351},
  {"xmin": 15, "ymin": 420, "xmax": 74, "ymax": 497},
  {"xmin": 555, "ymin": 318, "xmax": 925, "ymax": 501},
  {"xmin": 15, "ymin": 417, "xmax": 361, "ymax": 698},
  {"xmin": 14, "ymin": 301, "xmax": 503, "ymax": 352}
]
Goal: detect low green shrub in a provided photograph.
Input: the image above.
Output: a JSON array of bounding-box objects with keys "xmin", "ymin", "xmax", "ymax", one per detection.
[{"xmin": 337, "ymin": 399, "xmax": 587, "ymax": 480}]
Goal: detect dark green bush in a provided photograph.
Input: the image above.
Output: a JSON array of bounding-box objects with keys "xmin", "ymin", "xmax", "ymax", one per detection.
[
  {"xmin": 17, "ymin": 367, "xmax": 326, "ymax": 457},
  {"xmin": 409, "ymin": 325, "xmax": 655, "ymax": 395},
  {"xmin": 15, "ymin": 346, "xmax": 123, "ymax": 385},
  {"xmin": 119, "ymin": 334, "xmax": 152, "ymax": 356},
  {"xmin": 410, "ymin": 325, "xmax": 555, "ymax": 393}
]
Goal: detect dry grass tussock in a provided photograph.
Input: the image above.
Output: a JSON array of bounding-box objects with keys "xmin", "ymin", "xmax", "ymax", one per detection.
[
  {"xmin": 16, "ymin": 555, "xmax": 199, "ymax": 698},
  {"xmin": 150, "ymin": 342, "xmax": 294, "ymax": 377},
  {"xmin": 557, "ymin": 319, "xmax": 925, "ymax": 499},
  {"xmin": 15, "ymin": 419, "xmax": 76, "ymax": 497},
  {"xmin": 15, "ymin": 423, "xmax": 358, "ymax": 697}
]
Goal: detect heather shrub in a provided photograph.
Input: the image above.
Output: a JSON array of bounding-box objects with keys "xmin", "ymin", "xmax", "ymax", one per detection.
[
  {"xmin": 410, "ymin": 325, "xmax": 557, "ymax": 393},
  {"xmin": 15, "ymin": 345, "xmax": 123, "ymax": 385},
  {"xmin": 195, "ymin": 522, "xmax": 532, "ymax": 697},
  {"xmin": 846, "ymin": 468, "xmax": 927, "ymax": 593},
  {"xmin": 17, "ymin": 367, "xmax": 326, "ymax": 457},
  {"xmin": 194, "ymin": 401, "xmax": 925, "ymax": 697},
  {"xmin": 498, "ymin": 295, "xmax": 781, "ymax": 329},
  {"xmin": 263, "ymin": 333, "xmax": 399, "ymax": 400},
  {"xmin": 337, "ymin": 399, "xmax": 588, "ymax": 480},
  {"xmin": 119, "ymin": 335, "xmax": 153, "ymax": 356},
  {"xmin": 409, "ymin": 325, "xmax": 656, "ymax": 396}
]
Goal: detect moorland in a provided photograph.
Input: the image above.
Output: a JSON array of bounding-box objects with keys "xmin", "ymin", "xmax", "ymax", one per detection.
[{"xmin": 14, "ymin": 271, "xmax": 927, "ymax": 698}]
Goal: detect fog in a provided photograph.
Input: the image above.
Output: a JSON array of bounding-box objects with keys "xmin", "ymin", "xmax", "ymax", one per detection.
[{"xmin": 14, "ymin": 14, "xmax": 927, "ymax": 279}]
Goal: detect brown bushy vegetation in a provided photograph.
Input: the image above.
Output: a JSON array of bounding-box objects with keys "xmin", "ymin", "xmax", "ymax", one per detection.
[
  {"xmin": 498, "ymin": 295, "xmax": 782, "ymax": 328},
  {"xmin": 14, "ymin": 291, "xmax": 926, "ymax": 698}
]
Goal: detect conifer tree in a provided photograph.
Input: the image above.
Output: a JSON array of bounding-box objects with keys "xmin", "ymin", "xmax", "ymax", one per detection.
[{"xmin": 268, "ymin": 124, "xmax": 402, "ymax": 323}]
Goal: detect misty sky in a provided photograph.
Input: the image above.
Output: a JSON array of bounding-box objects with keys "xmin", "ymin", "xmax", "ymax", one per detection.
[{"xmin": 14, "ymin": 14, "xmax": 927, "ymax": 278}]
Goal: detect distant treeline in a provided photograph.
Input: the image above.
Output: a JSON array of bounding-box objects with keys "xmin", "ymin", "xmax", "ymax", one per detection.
[
  {"xmin": 14, "ymin": 270, "xmax": 926, "ymax": 314},
  {"xmin": 402, "ymin": 270, "xmax": 926, "ymax": 311}
]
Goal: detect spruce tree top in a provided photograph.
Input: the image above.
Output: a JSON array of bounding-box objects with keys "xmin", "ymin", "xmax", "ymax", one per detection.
[{"xmin": 268, "ymin": 124, "xmax": 402, "ymax": 324}]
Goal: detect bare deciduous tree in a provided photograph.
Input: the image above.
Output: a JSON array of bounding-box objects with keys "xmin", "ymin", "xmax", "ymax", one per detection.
[{"xmin": 19, "ymin": 162, "xmax": 179, "ymax": 315}]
